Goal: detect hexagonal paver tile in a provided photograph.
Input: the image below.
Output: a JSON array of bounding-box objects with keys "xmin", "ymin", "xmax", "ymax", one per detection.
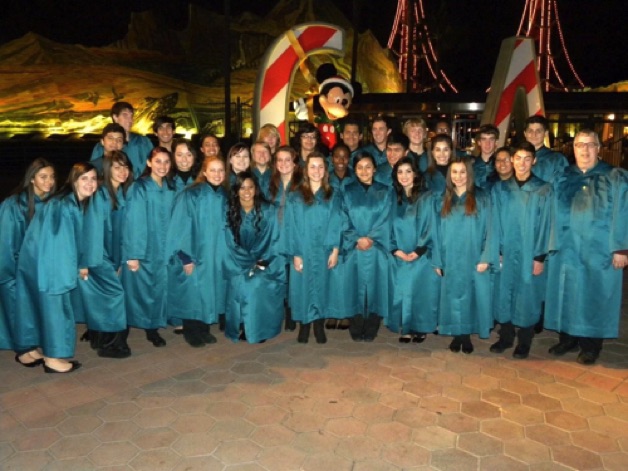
[
  {"xmin": 588, "ymin": 415, "xmax": 628, "ymax": 438},
  {"xmin": 94, "ymin": 420, "xmax": 141, "ymax": 442},
  {"xmin": 132, "ymin": 407, "xmax": 177, "ymax": 428},
  {"xmin": 214, "ymin": 439, "xmax": 261, "ymax": 465},
  {"xmin": 394, "ymin": 407, "xmax": 438, "ymax": 428},
  {"xmin": 501, "ymin": 403, "xmax": 545, "ymax": 425},
  {"xmin": 353, "ymin": 403, "xmax": 394, "ymax": 423},
  {"xmin": 457, "ymin": 432, "xmax": 502, "ymax": 456},
  {"xmin": 342, "ymin": 387, "xmax": 380, "ymax": 403},
  {"xmin": 377, "ymin": 391, "xmax": 420, "ymax": 410},
  {"xmin": 250, "ymin": 424, "xmax": 296, "ymax": 448},
  {"xmin": 460, "ymin": 401, "xmax": 500, "ymax": 419},
  {"xmin": 481, "ymin": 418, "xmax": 524, "ymax": 441},
  {"xmin": 602, "ymin": 452, "xmax": 628, "ymax": 471},
  {"xmin": 97, "ymin": 402, "xmax": 140, "ymax": 421},
  {"xmin": 172, "ymin": 432, "xmax": 219, "ymax": 457},
  {"xmin": 481, "ymin": 389, "xmax": 521, "ymax": 407},
  {"xmin": 366, "ymin": 421, "xmax": 412, "ymax": 444},
  {"xmin": 0, "ymin": 450, "xmax": 52, "ymax": 470},
  {"xmin": 312, "ymin": 399, "xmax": 354, "ymax": 419},
  {"xmin": 170, "ymin": 414, "xmax": 215, "ymax": 433},
  {"xmin": 404, "ymin": 379, "xmax": 442, "ymax": 398},
  {"xmin": 12, "ymin": 427, "xmax": 61, "ymax": 452},
  {"xmin": 300, "ymin": 451, "xmax": 353, "ymax": 471},
  {"xmin": 561, "ymin": 396, "xmax": 605, "ymax": 418},
  {"xmin": 438, "ymin": 413, "xmax": 479, "ymax": 433},
  {"xmin": 578, "ymin": 387, "xmax": 619, "ymax": 404},
  {"xmin": 292, "ymin": 430, "xmax": 339, "ymax": 454},
  {"xmin": 521, "ymin": 393, "xmax": 562, "ymax": 411},
  {"xmin": 132, "ymin": 427, "xmax": 179, "ymax": 450},
  {"xmin": 545, "ymin": 410, "xmax": 588, "ymax": 431},
  {"xmin": 89, "ymin": 441, "xmax": 140, "ymax": 467},
  {"xmin": 504, "ymin": 438, "xmax": 550, "ymax": 463},
  {"xmin": 129, "ymin": 448, "xmax": 180, "ymax": 471},
  {"xmin": 412, "ymin": 425, "xmax": 457, "ymax": 450},
  {"xmin": 210, "ymin": 418, "xmax": 255, "ymax": 441},
  {"xmin": 552, "ymin": 445, "xmax": 603, "ymax": 470},
  {"xmin": 335, "ymin": 435, "xmax": 382, "ymax": 462},
  {"xmin": 604, "ymin": 402, "xmax": 628, "ymax": 422},
  {"xmin": 49, "ymin": 434, "xmax": 99, "ymax": 460},
  {"xmin": 480, "ymin": 454, "xmax": 529, "ymax": 471},
  {"xmin": 206, "ymin": 401, "xmax": 249, "ymax": 420},
  {"xmin": 538, "ymin": 382, "xmax": 578, "ymax": 400},
  {"xmin": 462, "ymin": 374, "xmax": 500, "ymax": 391},
  {"xmin": 257, "ymin": 445, "xmax": 305, "ymax": 471},
  {"xmin": 420, "ymin": 396, "xmax": 460, "ymax": 414},
  {"xmin": 56, "ymin": 415, "xmax": 103, "ymax": 436},
  {"xmin": 442, "ymin": 384, "xmax": 481, "ymax": 403},
  {"xmin": 10, "ymin": 401, "xmax": 67, "ymax": 429},
  {"xmin": 501, "ymin": 377, "xmax": 539, "ymax": 395},
  {"xmin": 571, "ymin": 430, "xmax": 619, "ymax": 453},
  {"xmin": 381, "ymin": 441, "xmax": 430, "ymax": 468},
  {"xmin": 431, "ymin": 448, "xmax": 478, "ymax": 471},
  {"xmin": 325, "ymin": 417, "xmax": 368, "ymax": 437},
  {"xmin": 525, "ymin": 424, "xmax": 571, "ymax": 446},
  {"xmin": 282, "ymin": 411, "xmax": 326, "ymax": 433},
  {"xmin": 43, "ymin": 456, "xmax": 94, "ymax": 471},
  {"xmin": 171, "ymin": 455, "xmax": 223, "ymax": 471}
]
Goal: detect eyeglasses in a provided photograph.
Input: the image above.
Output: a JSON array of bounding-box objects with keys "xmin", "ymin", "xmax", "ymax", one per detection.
[
  {"xmin": 301, "ymin": 134, "xmax": 316, "ymax": 140},
  {"xmin": 574, "ymin": 142, "xmax": 599, "ymax": 149}
]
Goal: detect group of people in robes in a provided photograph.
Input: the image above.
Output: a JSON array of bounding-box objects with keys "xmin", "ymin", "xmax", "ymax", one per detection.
[{"xmin": 0, "ymin": 105, "xmax": 626, "ymax": 373}]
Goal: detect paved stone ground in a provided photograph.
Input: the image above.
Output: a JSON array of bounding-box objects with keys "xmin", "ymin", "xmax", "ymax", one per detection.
[{"xmin": 1, "ymin": 277, "xmax": 627, "ymax": 471}]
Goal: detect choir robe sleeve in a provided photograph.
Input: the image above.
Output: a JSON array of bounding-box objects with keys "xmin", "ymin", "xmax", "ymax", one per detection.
[
  {"xmin": 0, "ymin": 196, "xmax": 27, "ymax": 283},
  {"xmin": 477, "ymin": 190, "xmax": 497, "ymax": 267},
  {"xmin": 82, "ymin": 189, "xmax": 107, "ymax": 268},
  {"xmin": 35, "ymin": 198, "xmax": 81, "ymax": 295},
  {"xmin": 166, "ymin": 189, "xmax": 197, "ymax": 264},
  {"xmin": 611, "ymin": 168, "xmax": 628, "ymax": 253},
  {"xmin": 122, "ymin": 180, "xmax": 149, "ymax": 262},
  {"xmin": 324, "ymin": 193, "xmax": 345, "ymax": 253}
]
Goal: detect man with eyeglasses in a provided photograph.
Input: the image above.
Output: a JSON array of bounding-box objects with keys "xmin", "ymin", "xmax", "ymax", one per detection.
[
  {"xmin": 523, "ymin": 115, "xmax": 568, "ymax": 183},
  {"xmin": 544, "ymin": 129, "xmax": 628, "ymax": 365}
]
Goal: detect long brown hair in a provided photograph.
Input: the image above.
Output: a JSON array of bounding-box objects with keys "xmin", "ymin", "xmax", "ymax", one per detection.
[
  {"xmin": 12, "ymin": 158, "xmax": 56, "ymax": 221},
  {"xmin": 269, "ymin": 145, "xmax": 302, "ymax": 200},
  {"xmin": 102, "ymin": 151, "xmax": 134, "ymax": 210},
  {"xmin": 299, "ymin": 152, "xmax": 333, "ymax": 205},
  {"xmin": 427, "ymin": 133, "xmax": 453, "ymax": 175},
  {"xmin": 441, "ymin": 157, "xmax": 477, "ymax": 217}
]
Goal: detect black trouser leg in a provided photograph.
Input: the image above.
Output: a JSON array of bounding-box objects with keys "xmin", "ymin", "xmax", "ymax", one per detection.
[
  {"xmin": 499, "ymin": 322, "xmax": 516, "ymax": 344},
  {"xmin": 284, "ymin": 301, "xmax": 296, "ymax": 331},
  {"xmin": 363, "ymin": 314, "xmax": 381, "ymax": 341},
  {"xmin": 183, "ymin": 319, "xmax": 206, "ymax": 347},
  {"xmin": 517, "ymin": 325, "xmax": 535, "ymax": 347},
  {"xmin": 313, "ymin": 319, "xmax": 327, "ymax": 344},
  {"xmin": 298, "ymin": 323, "xmax": 311, "ymax": 343},
  {"xmin": 579, "ymin": 337, "xmax": 603, "ymax": 355},
  {"xmin": 349, "ymin": 314, "xmax": 365, "ymax": 340}
]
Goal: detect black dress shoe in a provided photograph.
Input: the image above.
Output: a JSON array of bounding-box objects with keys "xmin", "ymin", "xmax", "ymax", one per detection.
[
  {"xmin": 461, "ymin": 339, "xmax": 474, "ymax": 354},
  {"xmin": 399, "ymin": 336, "xmax": 412, "ymax": 344},
  {"xmin": 449, "ymin": 337, "xmax": 462, "ymax": 352},
  {"xmin": 512, "ymin": 344, "xmax": 531, "ymax": 359},
  {"xmin": 338, "ymin": 319, "xmax": 350, "ymax": 330},
  {"xmin": 15, "ymin": 354, "xmax": 44, "ymax": 368},
  {"xmin": 325, "ymin": 319, "xmax": 338, "ymax": 329},
  {"xmin": 146, "ymin": 330, "xmax": 166, "ymax": 347},
  {"xmin": 577, "ymin": 350, "xmax": 599, "ymax": 365},
  {"xmin": 201, "ymin": 331, "xmax": 217, "ymax": 344},
  {"xmin": 173, "ymin": 327, "xmax": 183, "ymax": 335},
  {"xmin": 351, "ymin": 334, "xmax": 364, "ymax": 342},
  {"xmin": 98, "ymin": 345, "xmax": 132, "ymax": 358},
  {"xmin": 548, "ymin": 340, "xmax": 579, "ymax": 356},
  {"xmin": 313, "ymin": 320, "xmax": 327, "ymax": 344},
  {"xmin": 490, "ymin": 339, "xmax": 514, "ymax": 353},
  {"xmin": 44, "ymin": 360, "xmax": 82, "ymax": 374},
  {"xmin": 412, "ymin": 333, "xmax": 427, "ymax": 343}
]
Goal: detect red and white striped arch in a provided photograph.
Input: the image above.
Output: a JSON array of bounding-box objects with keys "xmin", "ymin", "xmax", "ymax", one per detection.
[{"xmin": 253, "ymin": 23, "xmax": 345, "ymax": 145}]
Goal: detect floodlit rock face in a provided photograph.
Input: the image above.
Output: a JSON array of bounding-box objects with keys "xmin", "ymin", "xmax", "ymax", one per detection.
[{"xmin": 0, "ymin": 1, "xmax": 402, "ymax": 137}]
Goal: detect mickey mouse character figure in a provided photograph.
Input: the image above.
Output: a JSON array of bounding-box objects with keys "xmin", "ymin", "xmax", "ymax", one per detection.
[{"xmin": 315, "ymin": 64, "xmax": 355, "ymax": 149}]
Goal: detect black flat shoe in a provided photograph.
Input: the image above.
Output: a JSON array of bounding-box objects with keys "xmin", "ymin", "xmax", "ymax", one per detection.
[
  {"xmin": 146, "ymin": 330, "xmax": 166, "ymax": 347},
  {"xmin": 489, "ymin": 339, "xmax": 514, "ymax": 353},
  {"xmin": 548, "ymin": 340, "xmax": 579, "ymax": 356},
  {"xmin": 412, "ymin": 333, "xmax": 427, "ymax": 344},
  {"xmin": 351, "ymin": 334, "xmax": 364, "ymax": 342},
  {"xmin": 44, "ymin": 360, "xmax": 82, "ymax": 374},
  {"xmin": 512, "ymin": 344, "xmax": 530, "ymax": 359},
  {"xmin": 338, "ymin": 319, "xmax": 350, "ymax": 330},
  {"xmin": 15, "ymin": 354, "xmax": 44, "ymax": 368},
  {"xmin": 313, "ymin": 320, "xmax": 327, "ymax": 344},
  {"xmin": 201, "ymin": 332, "xmax": 217, "ymax": 344},
  {"xmin": 449, "ymin": 337, "xmax": 462, "ymax": 352},
  {"xmin": 325, "ymin": 319, "xmax": 338, "ymax": 330},
  {"xmin": 461, "ymin": 341, "xmax": 474, "ymax": 354},
  {"xmin": 298, "ymin": 324, "xmax": 310, "ymax": 344},
  {"xmin": 577, "ymin": 350, "xmax": 599, "ymax": 365},
  {"xmin": 173, "ymin": 328, "xmax": 183, "ymax": 335},
  {"xmin": 398, "ymin": 336, "xmax": 412, "ymax": 344}
]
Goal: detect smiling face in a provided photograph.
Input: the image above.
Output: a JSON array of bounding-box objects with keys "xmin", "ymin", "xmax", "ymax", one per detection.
[
  {"xmin": 432, "ymin": 141, "xmax": 452, "ymax": 166},
  {"xmin": 102, "ymin": 131, "xmax": 125, "ymax": 154},
  {"xmin": 113, "ymin": 109, "xmax": 133, "ymax": 134},
  {"xmin": 372, "ymin": 120, "xmax": 390, "ymax": 147},
  {"xmin": 155, "ymin": 123, "xmax": 174, "ymax": 147},
  {"xmin": 110, "ymin": 160, "xmax": 130, "ymax": 187},
  {"xmin": 31, "ymin": 166, "xmax": 55, "ymax": 197},
  {"xmin": 449, "ymin": 162, "xmax": 468, "ymax": 193},
  {"xmin": 524, "ymin": 123, "xmax": 546, "ymax": 149},
  {"xmin": 396, "ymin": 162, "xmax": 415, "ymax": 191},
  {"xmin": 200, "ymin": 136, "xmax": 220, "ymax": 158},
  {"xmin": 238, "ymin": 178, "xmax": 256, "ymax": 208},
  {"xmin": 332, "ymin": 147, "xmax": 350, "ymax": 174},
  {"xmin": 147, "ymin": 151, "xmax": 171, "ymax": 181},
  {"xmin": 275, "ymin": 150, "xmax": 296, "ymax": 177},
  {"xmin": 230, "ymin": 149, "xmax": 250, "ymax": 174},
  {"xmin": 386, "ymin": 143, "xmax": 407, "ymax": 167},
  {"xmin": 478, "ymin": 133, "xmax": 497, "ymax": 157},
  {"xmin": 203, "ymin": 159, "xmax": 225, "ymax": 186},
  {"xmin": 174, "ymin": 143, "xmax": 195, "ymax": 172},
  {"xmin": 355, "ymin": 157, "xmax": 375, "ymax": 185},
  {"xmin": 512, "ymin": 149, "xmax": 535, "ymax": 180},
  {"xmin": 307, "ymin": 157, "xmax": 326, "ymax": 186},
  {"xmin": 573, "ymin": 132, "xmax": 600, "ymax": 172},
  {"xmin": 406, "ymin": 124, "xmax": 426, "ymax": 147},
  {"xmin": 494, "ymin": 150, "xmax": 514, "ymax": 180},
  {"xmin": 341, "ymin": 124, "xmax": 362, "ymax": 151},
  {"xmin": 75, "ymin": 169, "xmax": 98, "ymax": 201},
  {"xmin": 252, "ymin": 144, "xmax": 271, "ymax": 170}
]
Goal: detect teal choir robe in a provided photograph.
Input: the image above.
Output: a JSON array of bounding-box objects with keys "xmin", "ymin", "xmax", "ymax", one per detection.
[
  {"xmin": 361, "ymin": 143, "xmax": 387, "ymax": 166},
  {"xmin": 545, "ymin": 162, "xmax": 628, "ymax": 338},
  {"xmin": 14, "ymin": 194, "xmax": 85, "ymax": 358},
  {"xmin": 374, "ymin": 162, "xmax": 394, "ymax": 187},
  {"xmin": 223, "ymin": 203, "xmax": 285, "ymax": 343},
  {"xmin": 473, "ymin": 156, "xmax": 495, "ymax": 190},
  {"xmin": 77, "ymin": 186, "xmax": 127, "ymax": 332},
  {"xmin": 387, "ymin": 191, "xmax": 439, "ymax": 335},
  {"xmin": 90, "ymin": 132, "xmax": 154, "ymax": 179},
  {"xmin": 432, "ymin": 190, "xmax": 496, "ymax": 338},
  {"xmin": 166, "ymin": 183, "xmax": 228, "ymax": 324},
  {"xmin": 283, "ymin": 189, "xmax": 344, "ymax": 323},
  {"xmin": 252, "ymin": 167, "xmax": 272, "ymax": 199},
  {"xmin": 532, "ymin": 146, "xmax": 568, "ymax": 183},
  {"xmin": 491, "ymin": 176, "xmax": 552, "ymax": 327},
  {"xmin": 328, "ymin": 169, "xmax": 355, "ymax": 192},
  {"xmin": 0, "ymin": 193, "xmax": 44, "ymax": 351},
  {"xmin": 409, "ymin": 150, "xmax": 428, "ymax": 173},
  {"xmin": 121, "ymin": 176, "xmax": 175, "ymax": 329},
  {"xmin": 341, "ymin": 181, "xmax": 393, "ymax": 319},
  {"xmin": 423, "ymin": 167, "xmax": 448, "ymax": 195}
]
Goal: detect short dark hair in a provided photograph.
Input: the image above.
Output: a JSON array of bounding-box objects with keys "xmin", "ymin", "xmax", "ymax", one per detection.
[
  {"xmin": 102, "ymin": 123, "xmax": 126, "ymax": 140},
  {"xmin": 111, "ymin": 102, "xmax": 134, "ymax": 118},
  {"xmin": 476, "ymin": 124, "xmax": 499, "ymax": 139},
  {"xmin": 386, "ymin": 132, "xmax": 409, "ymax": 150},
  {"xmin": 524, "ymin": 115, "xmax": 549, "ymax": 131},
  {"xmin": 513, "ymin": 141, "xmax": 536, "ymax": 157},
  {"xmin": 152, "ymin": 116, "xmax": 175, "ymax": 133}
]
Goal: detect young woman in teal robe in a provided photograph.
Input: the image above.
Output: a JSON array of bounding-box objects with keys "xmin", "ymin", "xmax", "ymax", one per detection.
[
  {"xmin": 433, "ymin": 157, "xmax": 496, "ymax": 354},
  {"xmin": 545, "ymin": 130, "xmax": 628, "ymax": 364},
  {"xmin": 388, "ymin": 157, "xmax": 439, "ymax": 342},
  {"xmin": 224, "ymin": 171, "xmax": 285, "ymax": 344},
  {"xmin": 423, "ymin": 134, "xmax": 453, "ymax": 195},
  {"xmin": 489, "ymin": 142, "xmax": 553, "ymax": 359},
  {"xmin": 0, "ymin": 158, "xmax": 55, "ymax": 366},
  {"xmin": 268, "ymin": 146, "xmax": 303, "ymax": 330},
  {"xmin": 342, "ymin": 151, "xmax": 393, "ymax": 342},
  {"xmin": 166, "ymin": 156, "xmax": 228, "ymax": 347},
  {"xmin": 78, "ymin": 151, "xmax": 133, "ymax": 358},
  {"xmin": 15, "ymin": 162, "xmax": 98, "ymax": 373},
  {"xmin": 284, "ymin": 152, "xmax": 343, "ymax": 344},
  {"xmin": 227, "ymin": 143, "xmax": 251, "ymax": 188},
  {"xmin": 328, "ymin": 143, "xmax": 355, "ymax": 193},
  {"xmin": 121, "ymin": 147, "xmax": 175, "ymax": 347}
]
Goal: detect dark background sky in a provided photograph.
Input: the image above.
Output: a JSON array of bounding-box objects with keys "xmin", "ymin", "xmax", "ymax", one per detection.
[{"xmin": 1, "ymin": 0, "xmax": 626, "ymax": 91}]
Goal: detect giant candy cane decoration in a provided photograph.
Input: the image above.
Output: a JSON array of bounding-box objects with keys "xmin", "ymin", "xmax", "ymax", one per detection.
[
  {"xmin": 253, "ymin": 23, "xmax": 345, "ymax": 145},
  {"xmin": 483, "ymin": 37, "xmax": 545, "ymax": 146}
]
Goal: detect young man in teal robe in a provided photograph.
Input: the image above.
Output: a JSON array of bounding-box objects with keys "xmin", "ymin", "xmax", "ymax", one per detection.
[
  {"xmin": 523, "ymin": 115, "xmax": 568, "ymax": 183},
  {"xmin": 374, "ymin": 132, "xmax": 409, "ymax": 188},
  {"xmin": 545, "ymin": 129, "xmax": 628, "ymax": 365},
  {"xmin": 489, "ymin": 142, "xmax": 553, "ymax": 359},
  {"xmin": 362, "ymin": 115, "xmax": 392, "ymax": 166}
]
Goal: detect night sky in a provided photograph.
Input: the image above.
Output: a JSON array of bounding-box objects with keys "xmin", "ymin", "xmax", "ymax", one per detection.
[{"xmin": 1, "ymin": 0, "xmax": 626, "ymax": 91}]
